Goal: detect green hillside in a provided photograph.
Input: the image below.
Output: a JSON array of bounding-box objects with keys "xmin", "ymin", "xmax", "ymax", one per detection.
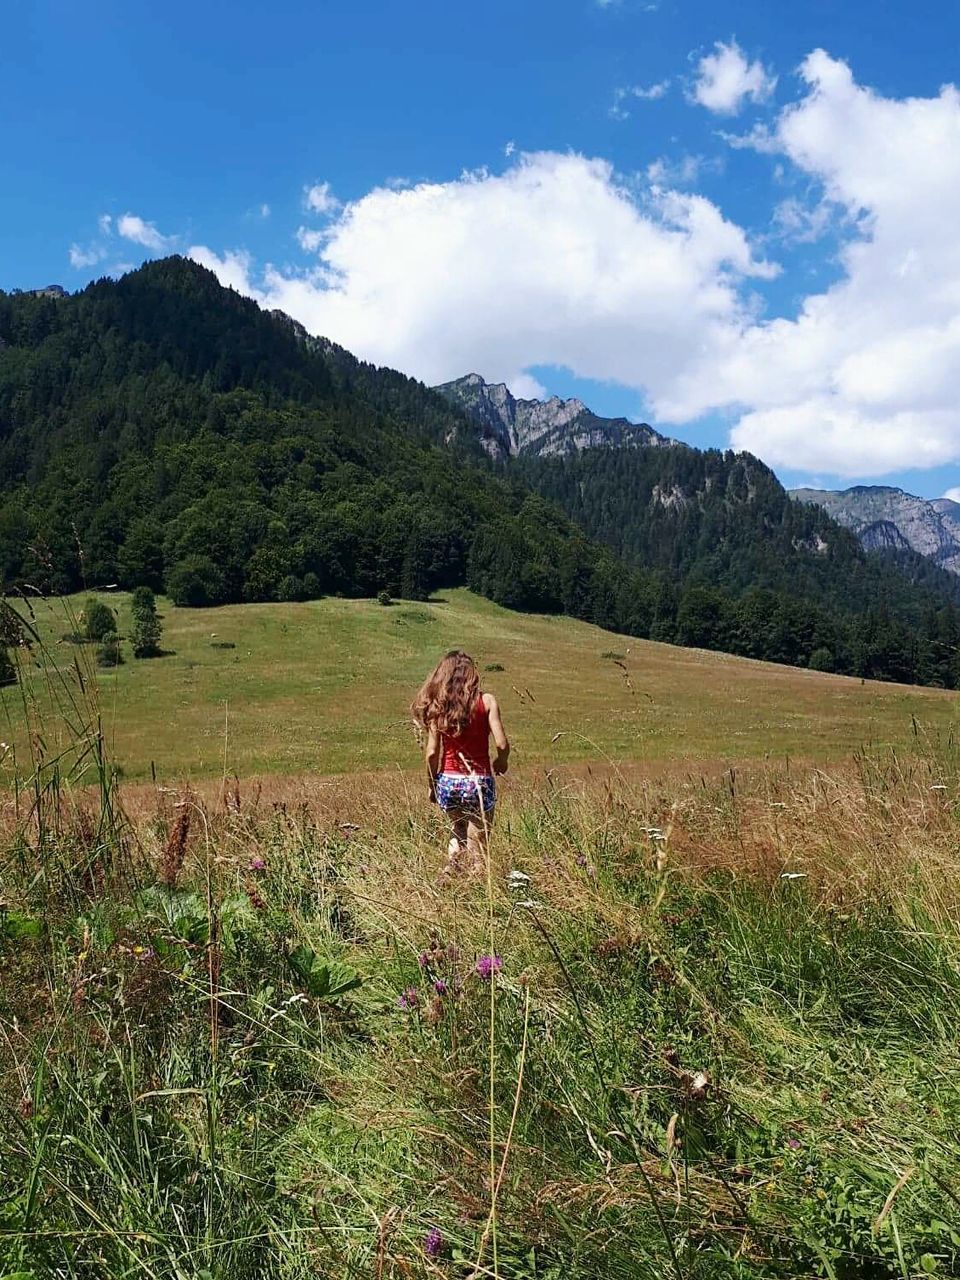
[
  {"xmin": 3, "ymin": 588, "xmax": 956, "ymax": 782},
  {"xmin": 3, "ymin": 257, "xmax": 960, "ymax": 692}
]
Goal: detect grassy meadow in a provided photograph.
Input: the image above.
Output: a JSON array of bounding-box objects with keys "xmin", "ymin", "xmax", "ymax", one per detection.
[
  {"xmin": 2, "ymin": 587, "xmax": 957, "ymax": 782},
  {"xmin": 3, "ymin": 591, "xmax": 960, "ymax": 1278}
]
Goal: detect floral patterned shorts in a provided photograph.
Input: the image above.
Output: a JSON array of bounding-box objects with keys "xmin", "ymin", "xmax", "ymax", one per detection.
[{"xmin": 435, "ymin": 772, "xmax": 496, "ymax": 814}]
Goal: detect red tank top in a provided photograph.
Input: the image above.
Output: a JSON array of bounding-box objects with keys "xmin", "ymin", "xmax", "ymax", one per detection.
[{"xmin": 441, "ymin": 695, "xmax": 492, "ymax": 775}]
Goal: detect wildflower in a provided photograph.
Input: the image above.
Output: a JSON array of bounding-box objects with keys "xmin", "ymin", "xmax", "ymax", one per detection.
[
  {"xmin": 433, "ymin": 978, "xmax": 448, "ymax": 996},
  {"xmin": 418, "ymin": 951, "xmax": 432, "ymax": 968},
  {"xmin": 445, "ymin": 942, "xmax": 460, "ymax": 962},
  {"xmin": 160, "ymin": 801, "xmax": 191, "ymax": 889},
  {"xmin": 424, "ymin": 1227, "xmax": 443, "ymax": 1257},
  {"xmin": 132, "ymin": 945, "xmax": 155, "ymax": 961},
  {"xmin": 397, "ymin": 986, "xmax": 420, "ymax": 1011},
  {"xmin": 249, "ymin": 856, "xmax": 266, "ymax": 872},
  {"xmin": 787, "ymin": 1137, "xmax": 801, "ymax": 1150},
  {"xmin": 423, "ymin": 996, "xmax": 444, "ymax": 1025},
  {"xmin": 475, "ymin": 955, "xmax": 502, "ymax": 979}
]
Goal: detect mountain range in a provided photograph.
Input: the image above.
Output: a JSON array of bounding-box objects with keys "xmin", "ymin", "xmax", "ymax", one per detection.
[
  {"xmin": 434, "ymin": 372, "xmax": 667, "ymax": 459},
  {"xmin": 792, "ymin": 486, "xmax": 960, "ymax": 575},
  {"xmin": 3, "ymin": 256, "xmax": 960, "ymax": 691}
]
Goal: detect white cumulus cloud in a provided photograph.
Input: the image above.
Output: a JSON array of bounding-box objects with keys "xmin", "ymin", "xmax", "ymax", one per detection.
[
  {"xmin": 69, "ymin": 243, "xmax": 107, "ymax": 269},
  {"xmin": 116, "ymin": 213, "xmax": 170, "ymax": 251},
  {"xmin": 667, "ymin": 50, "xmax": 960, "ymax": 475},
  {"xmin": 190, "ymin": 151, "xmax": 775, "ymax": 400},
  {"xmin": 610, "ymin": 79, "xmax": 671, "ymax": 119},
  {"xmin": 296, "ymin": 226, "xmax": 326, "ymax": 252},
  {"xmin": 692, "ymin": 39, "xmax": 776, "ymax": 116},
  {"xmin": 304, "ymin": 182, "xmax": 340, "ymax": 215},
  {"xmin": 187, "ymin": 52, "xmax": 960, "ymax": 480}
]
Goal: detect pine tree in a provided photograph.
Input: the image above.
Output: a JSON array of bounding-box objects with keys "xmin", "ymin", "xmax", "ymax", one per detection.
[{"xmin": 130, "ymin": 587, "xmax": 162, "ymax": 658}]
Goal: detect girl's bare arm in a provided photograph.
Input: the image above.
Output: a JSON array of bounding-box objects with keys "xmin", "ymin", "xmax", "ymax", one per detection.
[
  {"xmin": 425, "ymin": 725, "xmax": 441, "ymax": 799},
  {"xmin": 485, "ymin": 694, "xmax": 510, "ymax": 774}
]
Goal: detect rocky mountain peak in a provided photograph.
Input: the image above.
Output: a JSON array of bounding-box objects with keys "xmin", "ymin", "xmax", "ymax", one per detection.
[
  {"xmin": 791, "ymin": 484, "xmax": 960, "ymax": 575},
  {"xmin": 434, "ymin": 371, "xmax": 668, "ymax": 460}
]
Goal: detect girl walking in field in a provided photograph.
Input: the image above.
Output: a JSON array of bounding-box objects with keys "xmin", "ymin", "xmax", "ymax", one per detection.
[{"xmin": 412, "ymin": 650, "xmax": 510, "ymax": 873}]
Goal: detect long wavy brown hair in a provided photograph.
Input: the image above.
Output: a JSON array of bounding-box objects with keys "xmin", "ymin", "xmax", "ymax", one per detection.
[{"xmin": 412, "ymin": 650, "xmax": 482, "ymax": 736}]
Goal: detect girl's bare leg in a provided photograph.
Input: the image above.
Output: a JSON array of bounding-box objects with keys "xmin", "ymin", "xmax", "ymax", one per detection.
[
  {"xmin": 466, "ymin": 806, "xmax": 495, "ymax": 873},
  {"xmin": 442, "ymin": 811, "xmax": 470, "ymax": 875}
]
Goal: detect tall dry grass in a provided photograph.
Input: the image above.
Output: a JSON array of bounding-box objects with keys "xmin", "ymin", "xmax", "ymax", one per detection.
[{"xmin": 2, "ymin": 596, "xmax": 960, "ymax": 1277}]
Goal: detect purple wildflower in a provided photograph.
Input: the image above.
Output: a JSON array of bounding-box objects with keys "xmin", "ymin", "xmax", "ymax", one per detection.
[
  {"xmin": 424, "ymin": 1226, "xmax": 443, "ymax": 1257},
  {"xmin": 418, "ymin": 951, "xmax": 432, "ymax": 968},
  {"xmin": 249, "ymin": 856, "xmax": 266, "ymax": 873},
  {"xmin": 397, "ymin": 985, "xmax": 420, "ymax": 1011},
  {"xmin": 433, "ymin": 978, "xmax": 448, "ymax": 996},
  {"xmin": 475, "ymin": 955, "xmax": 502, "ymax": 979},
  {"xmin": 787, "ymin": 1137, "xmax": 801, "ymax": 1150}
]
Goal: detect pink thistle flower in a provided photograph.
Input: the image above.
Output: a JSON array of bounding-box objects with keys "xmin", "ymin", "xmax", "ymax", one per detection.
[
  {"xmin": 433, "ymin": 978, "xmax": 448, "ymax": 996},
  {"xmin": 475, "ymin": 955, "xmax": 502, "ymax": 979},
  {"xmin": 424, "ymin": 1226, "xmax": 443, "ymax": 1257},
  {"xmin": 249, "ymin": 856, "xmax": 266, "ymax": 873},
  {"xmin": 397, "ymin": 986, "xmax": 420, "ymax": 1011}
]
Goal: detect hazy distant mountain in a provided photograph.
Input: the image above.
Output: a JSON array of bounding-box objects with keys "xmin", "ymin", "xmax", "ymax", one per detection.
[
  {"xmin": 791, "ymin": 485, "xmax": 960, "ymax": 574},
  {"xmin": 434, "ymin": 372, "xmax": 667, "ymax": 459}
]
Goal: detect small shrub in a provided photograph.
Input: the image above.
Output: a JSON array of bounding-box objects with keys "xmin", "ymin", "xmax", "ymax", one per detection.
[
  {"xmin": 83, "ymin": 597, "xmax": 116, "ymax": 642},
  {"xmin": 0, "ymin": 648, "xmax": 15, "ymax": 687},
  {"xmin": 485, "ymin": 662, "xmax": 505, "ymax": 672},
  {"xmin": 377, "ymin": 590, "xmax": 392, "ymax": 607},
  {"xmin": 809, "ymin": 646, "xmax": 834, "ymax": 672},
  {"xmin": 211, "ymin": 641, "xmax": 236, "ymax": 650},
  {"xmin": 393, "ymin": 608, "xmax": 435, "ymax": 626},
  {"xmin": 601, "ymin": 650, "xmax": 626, "ymax": 661},
  {"xmin": 96, "ymin": 632, "xmax": 123, "ymax": 667},
  {"xmin": 0, "ymin": 601, "xmax": 25, "ymax": 648}
]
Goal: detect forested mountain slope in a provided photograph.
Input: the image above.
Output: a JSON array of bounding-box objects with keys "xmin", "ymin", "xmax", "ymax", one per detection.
[
  {"xmin": 0, "ymin": 258, "xmax": 654, "ymax": 623},
  {"xmin": 508, "ymin": 430, "xmax": 960, "ymax": 685},
  {"xmin": 2, "ymin": 257, "xmax": 960, "ymax": 688}
]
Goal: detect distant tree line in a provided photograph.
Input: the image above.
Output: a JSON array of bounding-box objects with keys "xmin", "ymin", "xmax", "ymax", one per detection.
[{"xmin": 2, "ymin": 256, "xmax": 960, "ymax": 691}]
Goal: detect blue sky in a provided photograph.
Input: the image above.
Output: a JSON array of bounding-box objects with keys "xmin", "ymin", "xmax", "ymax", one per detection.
[{"xmin": 5, "ymin": 0, "xmax": 960, "ymax": 498}]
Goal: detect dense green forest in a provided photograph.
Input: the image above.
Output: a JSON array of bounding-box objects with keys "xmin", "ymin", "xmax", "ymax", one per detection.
[
  {"xmin": 2, "ymin": 255, "xmax": 960, "ymax": 689},
  {"xmin": 514, "ymin": 447, "xmax": 960, "ymax": 685}
]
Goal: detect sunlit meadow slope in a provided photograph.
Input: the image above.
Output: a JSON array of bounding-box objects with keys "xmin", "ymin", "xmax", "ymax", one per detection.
[{"xmin": 2, "ymin": 588, "xmax": 957, "ymax": 782}]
